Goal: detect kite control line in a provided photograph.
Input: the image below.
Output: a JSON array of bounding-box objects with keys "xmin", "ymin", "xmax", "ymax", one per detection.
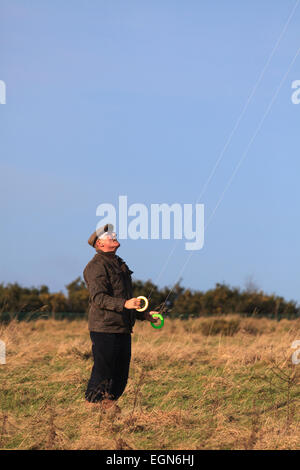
[
  {"xmin": 136, "ymin": 296, "xmax": 165, "ymax": 328},
  {"xmin": 150, "ymin": 313, "xmax": 164, "ymax": 329},
  {"xmin": 136, "ymin": 296, "xmax": 149, "ymax": 312}
]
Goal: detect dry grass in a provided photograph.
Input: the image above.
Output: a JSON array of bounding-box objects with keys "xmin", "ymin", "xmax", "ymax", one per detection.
[{"xmin": 0, "ymin": 315, "xmax": 299, "ymax": 449}]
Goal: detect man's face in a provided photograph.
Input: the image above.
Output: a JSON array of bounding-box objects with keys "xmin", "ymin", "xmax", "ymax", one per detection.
[{"xmin": 95, "ymin": 233, "xmax": 120, "ymax": 253}]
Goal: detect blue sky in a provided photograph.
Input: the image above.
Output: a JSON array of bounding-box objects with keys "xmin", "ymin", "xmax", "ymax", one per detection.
[{"xmin": 1, "ymin": 0, "xmax": 300, "ymax": 305}]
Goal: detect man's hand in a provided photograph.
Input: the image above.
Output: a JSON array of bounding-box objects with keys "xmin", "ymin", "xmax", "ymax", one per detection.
[
  {"xmin": 124, "ymin": 298, "xmax": 142, "ymax": 309},
  {"xmin": 144, "ymin": 311, "xmax": 159, "ymax": 322}
]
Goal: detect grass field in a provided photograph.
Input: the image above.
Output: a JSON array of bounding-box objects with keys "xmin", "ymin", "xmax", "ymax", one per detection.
[{"xmin": 0, "ymin": 315, "xmax": 299, "ymax": 450}]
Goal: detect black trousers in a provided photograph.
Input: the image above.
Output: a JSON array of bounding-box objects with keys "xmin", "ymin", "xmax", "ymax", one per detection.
[{"xmin": 85, "ymin": 331, "xmax": 131, "ymax": 403}]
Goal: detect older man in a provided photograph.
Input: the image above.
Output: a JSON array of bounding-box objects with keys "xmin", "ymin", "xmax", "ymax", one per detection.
[{"xmin": 83, "ymin": 224, "xmax": 158, "ymax": 410}]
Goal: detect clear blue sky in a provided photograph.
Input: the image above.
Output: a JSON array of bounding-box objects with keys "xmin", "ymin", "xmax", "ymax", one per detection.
[{"xmin": 1, "ymin": 0, "xmax": 300, "ymax": 305}]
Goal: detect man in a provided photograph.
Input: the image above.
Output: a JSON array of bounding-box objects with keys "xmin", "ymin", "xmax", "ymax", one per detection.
[{"xmin": 83, "ymin": 224, "xmax": 158, "ymax": 410}]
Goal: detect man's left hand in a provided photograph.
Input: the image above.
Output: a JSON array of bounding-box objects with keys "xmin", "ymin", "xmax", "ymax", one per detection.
[{"xmin": 144, "ymin": 311, "xmax": 159, "ymax": 322}]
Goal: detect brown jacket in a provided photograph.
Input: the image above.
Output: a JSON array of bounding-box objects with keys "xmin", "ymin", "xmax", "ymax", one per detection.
[{"xmin": 83, "ymin": 250, "xmax": 146, "ymax": 333}]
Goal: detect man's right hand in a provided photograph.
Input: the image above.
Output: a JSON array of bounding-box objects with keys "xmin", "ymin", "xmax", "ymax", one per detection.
[{"xmin": 124, "ymin": 298, "xmax": 142, "ymax": 309}]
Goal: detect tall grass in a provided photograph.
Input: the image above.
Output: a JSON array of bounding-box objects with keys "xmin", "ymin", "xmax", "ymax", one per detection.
[{"xmin": 0, "ymin": 315, "xmax": 299, "ymax": 449}]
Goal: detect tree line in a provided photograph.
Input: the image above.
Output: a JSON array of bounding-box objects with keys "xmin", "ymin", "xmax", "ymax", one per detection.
[{"xmin": 0, "ymin": 278, "xmax": 299, "ymax": 322}]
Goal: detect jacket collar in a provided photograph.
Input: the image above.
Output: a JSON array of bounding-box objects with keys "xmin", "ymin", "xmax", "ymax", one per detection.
[{"xmin": 95, "ymin": 249, "xmax": 116, "ymax": 257}]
